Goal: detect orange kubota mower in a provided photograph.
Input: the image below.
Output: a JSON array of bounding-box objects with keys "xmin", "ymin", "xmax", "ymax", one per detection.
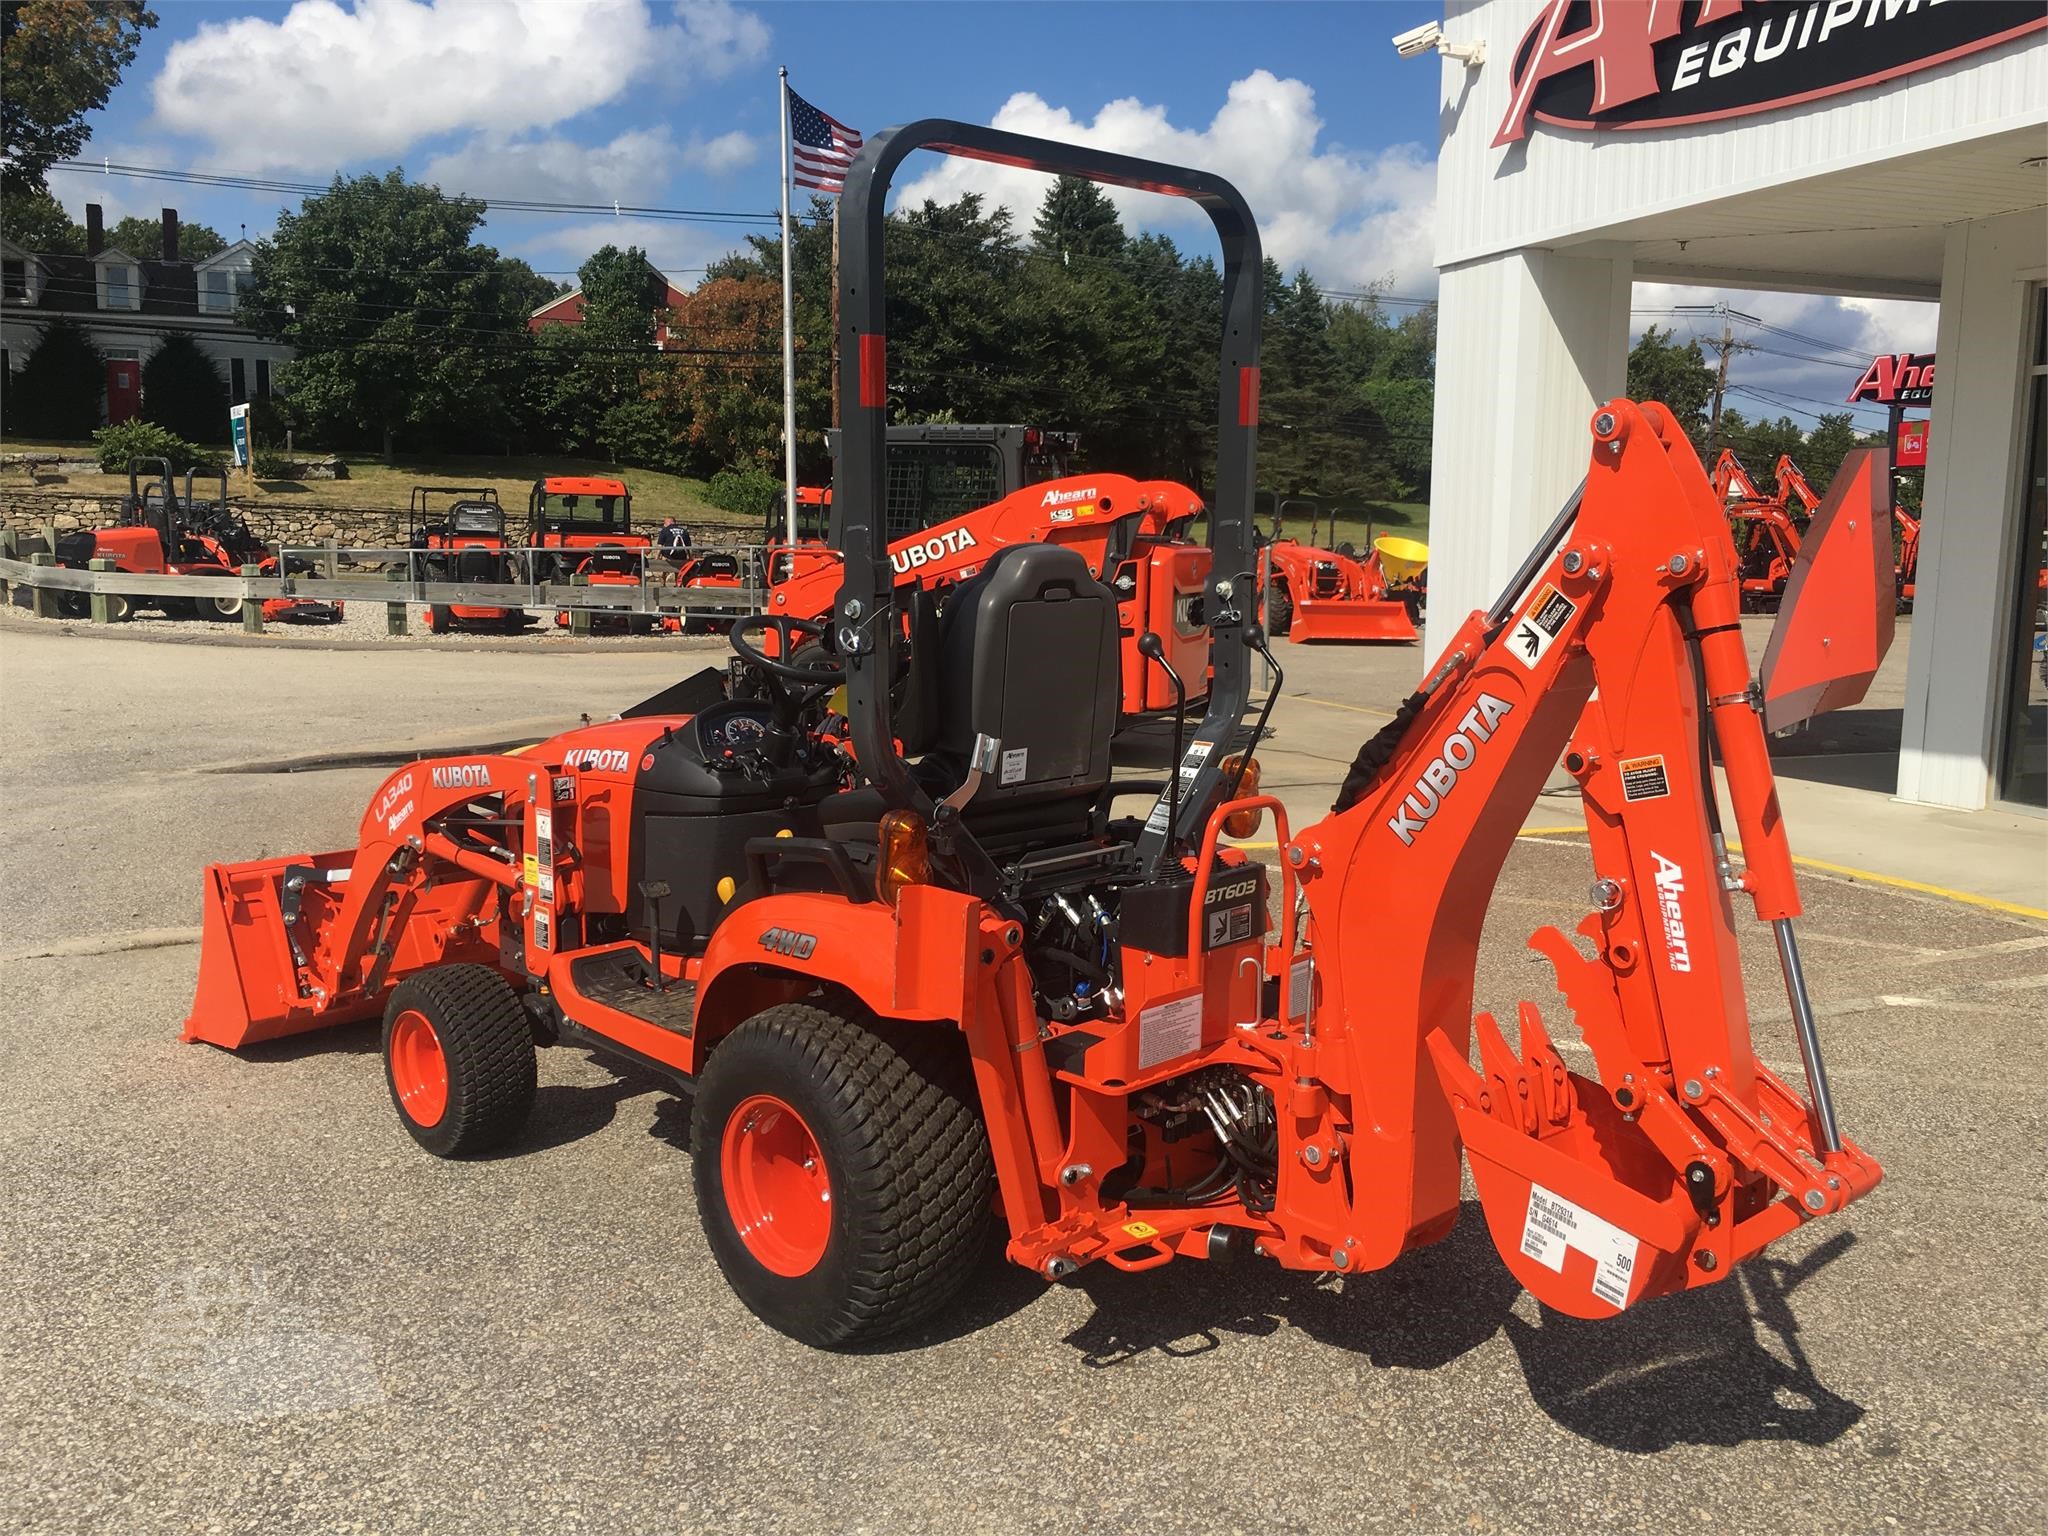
[
  {"xmin": 183, "ymin": 123, "xmax": 1880, "ymax": 1350},
  {"xmin": 408, "ymin": 486, "xmax": 533, "ymax": 634}
]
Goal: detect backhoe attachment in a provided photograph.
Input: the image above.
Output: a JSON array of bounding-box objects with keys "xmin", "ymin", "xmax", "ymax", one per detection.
[{"xmin": 1300, "ymin": 398, "xmax": 1881, "ymax": 1318}]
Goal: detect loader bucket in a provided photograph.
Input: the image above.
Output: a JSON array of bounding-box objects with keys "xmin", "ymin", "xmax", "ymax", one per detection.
[
  {"xmin": 183, "ymin": 852, "xmax": 380, "ymax": 1049},
  {"xmin": 1373, "ymin": 535, "xmax": 1429, "ymax": 585},
  {"xmin": 1288, "ymin": 596, "xmax": 1419, "ymax": 644}
]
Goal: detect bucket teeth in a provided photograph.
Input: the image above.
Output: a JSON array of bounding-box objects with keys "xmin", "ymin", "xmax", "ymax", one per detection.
[{"xmin": 1473, "ymin": 1003, "xmax": 1577, "ymax": 1136}]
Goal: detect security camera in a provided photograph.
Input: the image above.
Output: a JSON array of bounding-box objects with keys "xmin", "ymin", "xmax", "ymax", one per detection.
[
  {"xmin": 1392, "ymin": 21, "xmax": 1442, "ymax": 58},
  {"xmin": 1393, "ymin": 20, "xmax": 1486, "ymax": 65}
]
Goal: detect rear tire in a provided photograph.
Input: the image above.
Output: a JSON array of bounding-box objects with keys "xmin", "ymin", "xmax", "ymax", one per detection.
[
  {"xmin": 427, "ymin": 603, "xmax": 453, "ymax": 633},
  {"xmin": 381, "ymin": 965, "xmax": 536, "ymax": 1158},
  {"xmin": 200, "ymin": 594, "xmax": 243, "ymax": 622},
  {"xmin": 692, "ymin": 1003, "xmax": 992, "ymax": 1348}
]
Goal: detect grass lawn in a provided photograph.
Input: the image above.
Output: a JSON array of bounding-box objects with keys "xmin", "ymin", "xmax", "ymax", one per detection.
[{"xmin": 0, "ymin": 439, "xmax": 757, "ymax": 535}]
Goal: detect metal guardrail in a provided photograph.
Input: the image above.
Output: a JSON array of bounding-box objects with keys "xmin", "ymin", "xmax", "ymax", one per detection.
[{"xmin": 0, "ymin": 541, "xmax": 772, "ymax": 617}]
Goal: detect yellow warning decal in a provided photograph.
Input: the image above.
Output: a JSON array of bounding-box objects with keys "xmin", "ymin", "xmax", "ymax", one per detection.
[
  {"xmin": 1121, "ymin": 1220, "xmax": 1160, "ymax": 1241},
  {"xmin": 522, "ymin": 853, "xmax": 540, "ymax": 885}
]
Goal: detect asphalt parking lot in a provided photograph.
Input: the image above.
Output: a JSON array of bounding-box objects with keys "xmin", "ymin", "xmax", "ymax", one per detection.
[{"xmin": 2, "ymin": 620, "xmax": 2044, "ymax": 1535}]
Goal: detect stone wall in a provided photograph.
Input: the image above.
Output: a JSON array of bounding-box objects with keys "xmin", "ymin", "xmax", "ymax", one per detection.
[{"xmin": 0, "ymin": 489, "xmax": 412, "ymax": 550}]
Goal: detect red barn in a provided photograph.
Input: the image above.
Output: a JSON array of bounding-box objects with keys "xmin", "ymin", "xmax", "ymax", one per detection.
[{"xmin": 529, "ymin": 265, "xmax": 689, "ymax": 347}]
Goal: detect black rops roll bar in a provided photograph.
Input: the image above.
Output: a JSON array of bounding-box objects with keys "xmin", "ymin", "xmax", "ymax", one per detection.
[{"xmin": 832, "ymin": 120, "xmax": 1263, "ymax": 871}]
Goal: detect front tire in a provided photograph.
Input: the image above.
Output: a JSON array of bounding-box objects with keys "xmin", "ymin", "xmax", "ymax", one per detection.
[
  {"xmin": 381, "ymin": 965, "xmax": 536, "ymax": 1157},
  {"xmin": 692, "ymin": 1004, "xmax": 992, "ymax": 1348},
  {"xmin": 1265, "ymin": 581, "xmax": 1293, "ymax": 636}
]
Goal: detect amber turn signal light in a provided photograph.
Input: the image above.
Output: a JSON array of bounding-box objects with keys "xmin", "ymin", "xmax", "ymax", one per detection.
[
  {"xmin": 876, "ymin": 810, "xmax": 931, "ymax": 904},
  {"xmin": 1221, "ymin": 755, "xmax": 1262, "ymax": 838}
]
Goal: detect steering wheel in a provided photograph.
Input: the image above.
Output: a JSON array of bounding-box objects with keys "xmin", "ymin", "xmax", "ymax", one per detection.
[{"xmin": 730, "ymin": 614, "xmax": 845, "ymax": 689}]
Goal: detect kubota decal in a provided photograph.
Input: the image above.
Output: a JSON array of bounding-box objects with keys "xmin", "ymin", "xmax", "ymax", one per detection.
[
  {"xmin": 1652, "ymin": 853, "xmax": 1692, "ymax": 973},
  {"xmin": 891, "ymin": 527, "xmax": 978, "ymax": 575},
  {"xmin": 430, "ymin": 763, "xmax": 491, "ymax": 790},
  {"xmin": 759, "ymin": 927, "xmax": 818, "ymax": 960},
  {"xmin": 1387, "ymin": 695, "xmax": 1513, "ymax": 846},
  {"xmin": 563, "ymin": 747, "xmax": 631, "ymax": 774}
]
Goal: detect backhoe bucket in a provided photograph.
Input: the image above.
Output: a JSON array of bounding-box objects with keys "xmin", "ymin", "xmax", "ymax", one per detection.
[
  {"xmin": 183, "ymin": 851, "xmax": 379, "ymax": 1049},
  {"xmin": 1426, "ymin": 992, "xmax": 1881, "ymax": 1318},
  {"xmin": 1287, "ymin": 596, "xmax": 1419, "ymax": 644}
]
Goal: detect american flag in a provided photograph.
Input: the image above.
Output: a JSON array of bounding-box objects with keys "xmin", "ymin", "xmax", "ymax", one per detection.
[{"xmin": 789, "ymin": 88, "xmax": 862, "ymax": 194}]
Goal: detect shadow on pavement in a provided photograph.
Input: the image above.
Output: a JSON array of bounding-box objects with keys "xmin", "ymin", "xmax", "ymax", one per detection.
[
  {"xmin": 1503, "ymin": 1232, "xmax": 1865, "ymax": 1452},
  {"xmin": 1060, "ymin": 1202, "xmax": 1520, "ymax": 1371}
]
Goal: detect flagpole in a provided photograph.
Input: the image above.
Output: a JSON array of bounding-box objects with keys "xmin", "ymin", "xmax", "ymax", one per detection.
[{"xmin": 778, "ymin": 65, "xmax": 798, "ymax": 546}]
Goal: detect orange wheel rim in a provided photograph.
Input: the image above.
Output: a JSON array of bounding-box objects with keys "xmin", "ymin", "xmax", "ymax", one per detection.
[
  {"xmin": 720, "ymin": 1094, "xmax": 831, "ymax": 1276},
  {"xmin": 389, "ymin": 1009, "xmax": 449, "ymax": 1127}
]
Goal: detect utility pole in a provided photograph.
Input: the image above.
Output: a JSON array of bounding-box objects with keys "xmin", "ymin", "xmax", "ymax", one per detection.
[{"xmin": 1701, "ymin": 305, "xmax": 1758, "ymax": 453}]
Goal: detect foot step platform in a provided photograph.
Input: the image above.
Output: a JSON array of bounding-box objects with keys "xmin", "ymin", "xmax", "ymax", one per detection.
[{"xmin": 567, "ymin": 951, "xmax": 698, "ymax": 1036}]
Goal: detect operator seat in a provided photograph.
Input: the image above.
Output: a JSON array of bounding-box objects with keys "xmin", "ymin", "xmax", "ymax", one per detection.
[
  {"xmin": 926, "ymin": 542, "xmax": 1118, "ymax": 847},
  {"xmin": 818, "ymin": 543, "xmax": 1119, "ymax": 857}
]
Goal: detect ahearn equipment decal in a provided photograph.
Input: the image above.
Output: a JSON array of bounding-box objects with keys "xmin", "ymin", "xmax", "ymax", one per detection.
[
  {"xmin": 1387, "ymin": 695, "xmax": 1513, "ymax": 846},
  {"xmin": 1652, "ymin": 852, "xmax": 1694, "ymax": 972},
  {"xmin": 1495, "ymin": 0, "xmax": 2046, "ymax": 147}
]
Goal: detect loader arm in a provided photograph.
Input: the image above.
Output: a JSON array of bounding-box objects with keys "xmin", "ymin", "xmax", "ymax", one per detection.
[{"xmin": 1287, "ymin": 400, "xmax": 1880, "ymax": 1315}]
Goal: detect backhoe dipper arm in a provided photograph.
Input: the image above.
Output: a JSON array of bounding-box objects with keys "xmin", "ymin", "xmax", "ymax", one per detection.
[{"xmin": 1285, "ymin": 401, "xmax": 1880, "ymax": 1317}]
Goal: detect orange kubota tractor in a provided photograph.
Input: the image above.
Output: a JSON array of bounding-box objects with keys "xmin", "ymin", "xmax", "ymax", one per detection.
[
  {"xmin": 529, "ymin": 475, "xmax": 659, "ymax": 633},
  {"xmin": 1259, "ymin": 499, "xmax": 1425, "ymax": 644},
  {"xmin": 182, "ymin": 123, "xmax": 1880, "ymax": 1351},
  {"xmin": 409, "ymin": 486, "xmax": 533, "ymax": 634}
]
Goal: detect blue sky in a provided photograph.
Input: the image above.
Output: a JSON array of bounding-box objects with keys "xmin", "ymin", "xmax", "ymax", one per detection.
[{"xmin": 45, "ymin": 0, "xmax": 1926, "ymax": 433}]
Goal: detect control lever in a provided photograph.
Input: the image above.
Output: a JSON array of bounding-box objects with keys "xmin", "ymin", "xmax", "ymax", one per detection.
[
  {"xmin": 941, "ymin": 733, "xmax": 1002, "ymax": 815},
  {"xmin": 638, "ymin": 880, "xmax": 671, "ymax": 992},
  {"xmin": 1136, "ymin": 632, "xmax": 1187, "ymax": 843}
]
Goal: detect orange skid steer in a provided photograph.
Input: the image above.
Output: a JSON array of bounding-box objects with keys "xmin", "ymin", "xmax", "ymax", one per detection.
[{"xmin": 183, "ymin": 123, "xmax": 1880, "ymax": 1350}]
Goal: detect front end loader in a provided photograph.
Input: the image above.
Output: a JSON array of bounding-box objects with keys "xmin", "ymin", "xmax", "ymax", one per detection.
[{"xmin": 183, "ymin": 121, "xmax": 1880, "ymax": 1351}]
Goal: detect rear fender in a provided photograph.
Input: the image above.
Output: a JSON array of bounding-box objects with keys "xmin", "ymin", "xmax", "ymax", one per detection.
[{"xmin": 695, "ymin": 885, "xmax": 982, "ymax": 1040}]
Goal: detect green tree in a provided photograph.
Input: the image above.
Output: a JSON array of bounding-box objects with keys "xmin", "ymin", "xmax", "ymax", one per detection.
[
  {"xmin": 242, "ymin": 169, "xmax": 534, "ymax": 461},
  {"xmin": 0, "ymin": 1, "xmax": 155, "ymax": 199},
  {"xmin": 8, "ymin": 314, "xmax": 102, "ymax": 437},
  {"xmin": 140, "ymin": 333, "xmax": 229, "ymax": 446},
  {"xmin": 719, "ymin": 194, "xmax": 837, "ymax": 476},
  {"xmin": 1626, "ymin": 326, "xmax": 1716, "ymax": 449},
  {"xmin": 106, "ymin": 213, "xmax": 228, "ymax": 261},
  {"xmin": 525, "ymin": 244, "xmax": 675, "ymax": 464},
  {"xmin": 1032, "ymin": 176, "xmax": 1126, "ymax": 265},
  {"xmin": 496, "ymin": 256, "xmax": 567, "ymax": 318},
  {"xmin": 883, "ymin": 193, "xmax": 1026, "ymax": 424},
  {"xmin": 1801, "ymin": 412, "xmax": 1862, "ymax": 493},
  {"xmin": 0, "ymin": 185, "xmax": 81, "ymax": 251}
]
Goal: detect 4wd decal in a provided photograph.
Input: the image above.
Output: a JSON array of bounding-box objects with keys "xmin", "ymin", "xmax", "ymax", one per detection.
[
  {"xmin": 891, "ymin": 527, "xmax": 977, "ymax": 575},
  {"xmin": 1387, "ymin": 695, "xmax": 1513, "ymax": 847},
  {"xmin": 1651, "ymin": 853, "xmax": 1692, "ymax": 973},
  {"xmin": 563, "ymin": 747, "xmax": 631, "ymax": 774},
  {"xmin": 759, "ymin": 927, "xmax": 818, "ymax": 960}
]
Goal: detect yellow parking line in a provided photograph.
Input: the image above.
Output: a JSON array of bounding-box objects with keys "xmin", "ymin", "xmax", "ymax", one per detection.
[
  {"xmin": 1292, "ymin": 694, "xmax": 1395, "ymax": 720},
  {"xmin": 1515, "ymin": 825, "xmax": 1585, "ymax": 838}
]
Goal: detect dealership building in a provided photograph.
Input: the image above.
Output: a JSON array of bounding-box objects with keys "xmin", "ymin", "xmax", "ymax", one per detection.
[{"xmin": 1426, "ymin": 0, "xmax": 2046, "ymax": 811}]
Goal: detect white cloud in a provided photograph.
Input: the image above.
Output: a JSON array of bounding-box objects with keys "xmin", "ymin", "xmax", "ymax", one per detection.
[
  {"xmin": 151, "ymin": 0, "xmax": 768, "ymax": 173},
  {"xmin": 890, "ymin": 71, "xmax": 1439, "ymax": 297},
  {"xmin": 422, "ymin": 126, "xmax": 761, "ymax": 204},
  {"xmin": 1633, "ymin": 282, "xmax": 1938, "ymax": 425},
  {"xmin": 517, "ymin": 216, "xmax": 748, "ymax": 289}
]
